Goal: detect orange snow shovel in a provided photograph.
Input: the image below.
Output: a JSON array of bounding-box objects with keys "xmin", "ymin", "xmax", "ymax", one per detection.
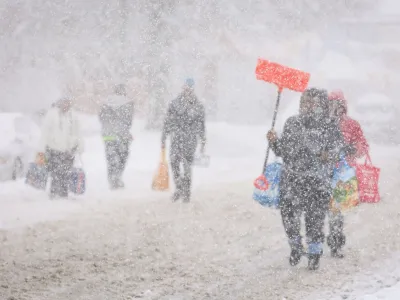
[
  {"xmin": 253, "ymin": 59, "xmax": 310, "ymax": 190},
  {"xmin": 152, "ymin": 148, "xmax": 170, "ymax": 191}
]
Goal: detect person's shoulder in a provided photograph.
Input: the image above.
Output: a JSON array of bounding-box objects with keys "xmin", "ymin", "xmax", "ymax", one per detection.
[
  {"xmin": 285, "ymin": 115, "xmax": 301, "ymax": 126},
  {"xmin": 345, "ymin": 116, "xmax": 362, "ymax": 128}
]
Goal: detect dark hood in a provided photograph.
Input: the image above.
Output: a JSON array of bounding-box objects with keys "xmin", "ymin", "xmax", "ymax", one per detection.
[{"xmin": 299, "ymin": 88, "xmax": 329, "ymax": 128}]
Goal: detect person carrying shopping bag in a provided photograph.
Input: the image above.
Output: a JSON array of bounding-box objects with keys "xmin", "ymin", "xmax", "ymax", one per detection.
[
  {"xmin": 37, "ymin": 97, "xmax": 84, "ymax": 199},
  {"xmin": 161, "ymin": 78, "xmax": 206, "ymax": 203},
  {"xmin": 327, "ymin": 90, "xmax": 369, "ymax": 258},
  {"xmin": 267, "ymin": 88, "xmax": 348, "ymax": 270}
]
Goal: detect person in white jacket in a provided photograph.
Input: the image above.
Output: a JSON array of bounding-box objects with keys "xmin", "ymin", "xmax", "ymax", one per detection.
[{"xmin": 38, "ymin": 98, "xmax": 84, "ymax": 199}]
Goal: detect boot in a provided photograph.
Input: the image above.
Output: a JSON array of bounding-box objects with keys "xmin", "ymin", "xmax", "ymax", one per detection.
[
  {"xmin": 289, "ymin": 237, "xmax": 304, "ymax": 266},
  {"xmin": 172, "ymin": 179, "xmax": 183, "ymax": 202},
  {"xmin": 327, "ymin": 234, "xmax": 346, "ymax": 259},
  {"xmin": 172, "ymin": 189, "xmax": 181, "ymax": 202},
  {"xmin": 116, "ymin": 178, "xmax": 125, "ymax": 189},
  {"xmin": 307, "ymin": 242, "xmax": 323, "ymax": 271}
]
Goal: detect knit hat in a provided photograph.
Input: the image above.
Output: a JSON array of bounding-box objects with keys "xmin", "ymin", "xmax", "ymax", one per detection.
[
  {"xmin": 328, "ymin": 90, "xmax": 347, "ymax": 113},
  {"xmin": 185, "ymin": 78, "xmax": 195, "ymax": 88}
]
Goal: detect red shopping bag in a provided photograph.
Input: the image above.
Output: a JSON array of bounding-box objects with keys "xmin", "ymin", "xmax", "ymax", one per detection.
[{"xmin": 355, "ymin": 154, "xmax": 380, "ymax": 203}]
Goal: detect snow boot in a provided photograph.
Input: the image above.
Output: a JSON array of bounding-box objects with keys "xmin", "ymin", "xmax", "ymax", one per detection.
[
  {"xmin": 172, "ymin": 189, "xmax": 181, "ymax": 202},
  {"xmin": 327, "ymin": 234, "xmax": 346, "ymax": 259},
  {"xmin": 307, "ymin": 242, "xmax": 323, "ymax": 271},
  {"xmin": 289, "ymin": 237, "xmax": 304, "ymax": 266},
  {"xmin": 172, "ymin": 179, "xmax": 183, "ymax": 202},
  {"xmin": 181, "ymin": 178, "xmax": 191, "ymax": 203},
  {"xmin": 115, "ymin": 178, "xmax": 125, "ymax": 189}
]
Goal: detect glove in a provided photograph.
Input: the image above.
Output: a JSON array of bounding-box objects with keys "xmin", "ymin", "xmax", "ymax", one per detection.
[
  {"xmin": 36, "ymin": 153, "xmax": 46, "ymax": 165},
  {"xmin": 267, "ymin": 130, "xmax": 278, "ymax": 143}
]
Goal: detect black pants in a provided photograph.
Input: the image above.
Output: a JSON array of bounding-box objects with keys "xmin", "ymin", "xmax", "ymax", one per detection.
[
  {"xmin": 170, "ymin": 147, "xmax": 194, "ymax": 198},
  {"xmin": 46, "ymin": 149, "xmax": 74, "ymax": 198},
  {"xmin": 104, "ymin": 140, "xmax": 130, "ymax": 187},
  {"xmin": 327, "ymin": 211, "xmax": 345, "ymax": 250},
  {"xmin": 280, "ymin": 175, "xmax": 330, "ymax": 247}
]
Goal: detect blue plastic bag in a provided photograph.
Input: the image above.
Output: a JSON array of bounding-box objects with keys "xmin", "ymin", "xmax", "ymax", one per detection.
[{"xmin": 253, "ymin": 162, "xmax": 282, "ymax": 208}]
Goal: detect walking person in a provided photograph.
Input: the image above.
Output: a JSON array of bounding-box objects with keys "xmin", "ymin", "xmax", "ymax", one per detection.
[
  {"xmin": 327, "ymin": 90, "xmax": 369, "ymax": 258},
  {"xmin": 267, "ymin": 88, "xmax": 347, "ymax": 270},
  {"xmin": 99, "ymin": 84, "xmax": 134, "ymax": 189},
  {"xmin": 38, "ymin": 98, "xmax": 84, "ymax": 199},
  {"xmin": 161, "ymin": 78, "xmax": 206, "ymax": 203}
]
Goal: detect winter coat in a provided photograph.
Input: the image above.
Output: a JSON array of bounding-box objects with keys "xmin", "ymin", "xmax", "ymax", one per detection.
[
  {"xmin": 38, "ymin": 107, "xmax": 83, "ymax": 154},
  {"xmin": 328, "ymin": 90, "xmax": 369, "ymax": 164},
  {"xmin": 161, "ymin": 91, "xmax": 206, "ymax": 157},
  {"xmin": 271, "ymin": 88, "xmax": 346, "ymax": 192},
  {"xmin": 99, "ymin": 95, "xmax": 134, "ymax": 143}
]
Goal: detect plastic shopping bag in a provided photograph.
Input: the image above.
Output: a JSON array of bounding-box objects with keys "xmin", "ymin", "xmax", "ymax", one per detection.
[
  {"xmin": 152, "ymin": 149, "xmax": 169, "ymax": 191},
  {"xmin": 355, "ymin": 154, "xmax": 380, "ymax": 203},
  {"xmin": 330, "ymin": 157, "xmax": 359, "ymax": 212},
  {"xmin": 252, "ymin": 162, "xmax": 282, "ymax": 209}
]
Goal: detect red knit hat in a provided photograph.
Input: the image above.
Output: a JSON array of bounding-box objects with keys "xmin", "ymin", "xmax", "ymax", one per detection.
[
  {"xmin": 328, "ymin": 90, "xmax": 345, "ymax": 101},
  {"xmin": 328, "ymin": 90, "xmax": 347, "ymax": 113}
]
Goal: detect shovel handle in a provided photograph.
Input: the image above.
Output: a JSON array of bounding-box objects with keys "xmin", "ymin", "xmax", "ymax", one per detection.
[
  {"xmin": 262, "ymin": 87, "xmax": 282, "ymax": 173},
  {"xmin": 161, "ymin": 148, "xmax": 167, "ymax": 162}
]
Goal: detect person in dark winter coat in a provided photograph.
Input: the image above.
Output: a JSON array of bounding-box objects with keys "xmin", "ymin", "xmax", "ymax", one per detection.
[
  {"xmin": 99, "ymin": 84, "xmax": 134, "ymax": 189},
  {"xmin": 327, "ymin": 90, "xmax": 369, "ymax": 259},
  {"xmin": 267, "ymin": 88, "xmax": 349, "ymax": 270},
  {"xmin": 161, "ymin": 78, "xmax": 206, "ymax": 203},
  {"xmin": 38, "ymin": 98, "xmax": 84, "ymax": 199}
]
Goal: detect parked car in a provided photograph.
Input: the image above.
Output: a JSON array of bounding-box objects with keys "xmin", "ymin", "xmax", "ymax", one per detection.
[{"xmin": 0, "ymin": 113, "xmax": 40, "ymax": 181}]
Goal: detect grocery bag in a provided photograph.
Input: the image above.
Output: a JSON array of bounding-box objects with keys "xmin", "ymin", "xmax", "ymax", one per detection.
[
  {"xmin": 355, "ymin": 154, "xmax": 380, "ymax": 203},
  {"xmin": 68, "ymin": 156, "xmax": 86, "ymax": 195},
  {"xmin": 25, "ymin": 162, "xmax": 48, "ymax": 190},
  {"xmin": 69, "ymin": 167, "xmax": 86, "ymax": 195},
  {"xmin": 253, "ymin": 162, "xmax": 282, "ymax": 208},
  {"xmin": 193, "ymin": 153, "xmax": 210, "ymax": 167},
  {"xmin": 330, "ymin": 157, "xmax": 359, "ymax": 212},
  {"xmin": 152, "ymin": 149, "xmax": 169, "ymax": 191}
]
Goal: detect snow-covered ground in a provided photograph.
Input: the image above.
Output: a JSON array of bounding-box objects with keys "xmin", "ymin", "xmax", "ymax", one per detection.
[{"xmin": 0, "ymin": 119, "xmax": 399, "ymax": 299}]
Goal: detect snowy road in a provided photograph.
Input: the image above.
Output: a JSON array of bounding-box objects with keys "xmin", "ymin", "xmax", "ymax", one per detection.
[{"xmin": 0, "ymin": 122, "xmax": 399, "ymax": 299}]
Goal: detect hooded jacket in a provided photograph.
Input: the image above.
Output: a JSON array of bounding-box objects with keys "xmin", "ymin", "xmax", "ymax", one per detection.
[
  {"xmin": 328, "ymin": 90, "xmax": 369, "ymax": 163},
  {"xmin": 271, "ymin": 88, "xmax": 346, "ymax": 191},
  {"xmin": 161, "ymin": 91, "xmax": 206, "ymax": 153},
  {"xmin": 39, "ymin": 104, "xmax": 83, "ymax": 154}
]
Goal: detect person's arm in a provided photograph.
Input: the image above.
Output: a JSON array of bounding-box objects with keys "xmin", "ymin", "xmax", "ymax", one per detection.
[
  {"xmin": 352, "ymin": 121, "xmax": 369, "ymax": 158},
  {"xmin": 161, "ymin": 104, "xmax": 173, "ymax": 149},
  {"xmin": 199, "ymin": 106, "xmax": 206, "ymax": 152},
  {"xmin": 268, "ymin": 118, "xmax": 294, "ymax": 158},
  {"xmin": 324, "ymin": 122, "xmax": 347, "ymax": 162}
]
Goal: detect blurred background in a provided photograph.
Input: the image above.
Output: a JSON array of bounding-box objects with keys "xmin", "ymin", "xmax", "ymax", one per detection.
[{"xmin": 0, "ymin": 0, "xmax": 398, "ymax": 138}]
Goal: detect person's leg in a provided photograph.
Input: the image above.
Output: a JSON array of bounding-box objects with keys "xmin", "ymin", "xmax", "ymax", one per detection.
[
  {"xmin": 58, "ymin": 152, "xmax": 74, "ymax": 198},
  {"xmin": 48, "ymin": 150, "xmax": 63, "ymax": 198},
  {"xmin": 304, "ymin": 187, "xmax": 330, "ymax": 270},
  {"xmin": 105, "ymin": 141, "xmax": 119, "ymax": 189},
  {"xmin": 327, "ymin": 210, "xmax": 346, "ymax": 258},
  {"xmin": 279, "ymin": 176, "xmax": 304, "ymax": 266},
  {"xmin": 170, "ymin": 147, "xmax": 183, "ymax": 201},
  {"xmin": 181, "ymin": 156, "xmax": 193, "ymax": 203},
  {"xmin": 115, "ymin": 141, "xmax": 130, "ymax": 188}
]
